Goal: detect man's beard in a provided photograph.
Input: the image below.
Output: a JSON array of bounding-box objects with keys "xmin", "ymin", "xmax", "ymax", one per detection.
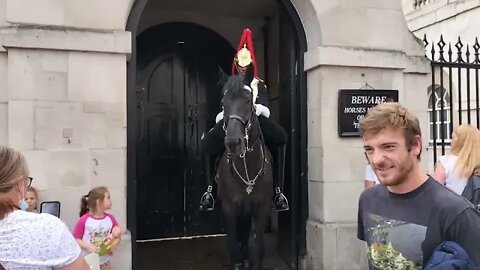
[{"xmin": 376, "ymin": 156, "xmax": 413, "ymax": 187}]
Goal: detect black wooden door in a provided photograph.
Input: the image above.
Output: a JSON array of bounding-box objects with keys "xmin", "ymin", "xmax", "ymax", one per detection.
[
  {"xmin": 136, "ymin": 47, "xmax": 225, "ymax": 240},
  {"xmin": 136, "ymin": 52, "xmax": 187, "ymax": 239},
  {"xmin": 135, "ymin": 23, "xmax": 233, "ymax": 240}
]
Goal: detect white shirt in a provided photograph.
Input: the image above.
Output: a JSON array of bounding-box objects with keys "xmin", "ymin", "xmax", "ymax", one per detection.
[
  {"xmin": 0, "ymin": 210, "xmax": 80, "ymax": 270},
  {"xmin": 72, "ymin": 213, "xmax": 118, "ymax": 265},
  {"xmin": 364, "ymin": 164, "xmax": 380, "ymax": 185},
  {"xmin": 439, "ymin": 154, "xmax": 469, "ymax": 195}
]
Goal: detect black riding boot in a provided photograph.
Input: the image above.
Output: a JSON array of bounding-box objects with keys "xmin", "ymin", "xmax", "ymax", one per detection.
[
  {"xmin": 273, "ymin": 144, "xmax": 289, "ymax": 211},
  {"xmin": 199, "ymin": 154, "xmax": 215, "ymax": 212}
]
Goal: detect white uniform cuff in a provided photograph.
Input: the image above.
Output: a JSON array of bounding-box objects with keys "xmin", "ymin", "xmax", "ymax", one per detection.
[
  {"xmin": 255, "ymin": 104, "xmax": 270, "ymax": 118},
  {"xmin": 215, "ymin": 111, "xmax": 224, "ymax": 123}
]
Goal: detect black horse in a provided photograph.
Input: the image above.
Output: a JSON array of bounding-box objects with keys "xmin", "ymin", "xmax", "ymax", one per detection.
[{"xmin": 216, "ymin": 67, "xmax": 273, "ymax": 270}]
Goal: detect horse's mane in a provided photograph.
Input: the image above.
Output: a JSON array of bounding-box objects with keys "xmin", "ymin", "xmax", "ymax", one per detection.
[{"xmin": 223, "ymin": 75, "xmax": 246, "ymax": 95}]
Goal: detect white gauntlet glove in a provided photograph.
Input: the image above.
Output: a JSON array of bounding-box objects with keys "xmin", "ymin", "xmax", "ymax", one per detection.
[{"xmin": 254, "ymin": 104, "xmax": 270, "ymax": 118}]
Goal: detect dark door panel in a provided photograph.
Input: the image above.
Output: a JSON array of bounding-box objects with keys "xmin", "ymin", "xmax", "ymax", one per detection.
[
  {"xmin": 137, "ymin": 53, "xmax": 186, "ymax": 239},
  {"xmin": 278, "ymin": 5, "xmax": 301, "ymax": 269},
  {"xmin": 136, "ymin": 23, "xmax": 233, "ymax": 240}
]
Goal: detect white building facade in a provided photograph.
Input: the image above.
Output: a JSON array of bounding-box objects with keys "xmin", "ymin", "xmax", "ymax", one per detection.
[{"xmin": 403, "ymin": 0, "xmax": 480, "ymax": 171}]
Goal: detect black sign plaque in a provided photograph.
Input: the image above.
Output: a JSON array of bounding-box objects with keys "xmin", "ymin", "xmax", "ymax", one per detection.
[{"xmin": 338, "ymin": 89, "xmax": 399, "ymax": 137}]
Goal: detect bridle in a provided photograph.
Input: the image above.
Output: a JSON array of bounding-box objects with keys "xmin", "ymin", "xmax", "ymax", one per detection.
[
  {"xmin": 223, "ymin": 85, "xmax": 256, "ymax": 157},
  {"xmin": 223, "ymin": 84, "xmax": 267, "ymax": 192}
]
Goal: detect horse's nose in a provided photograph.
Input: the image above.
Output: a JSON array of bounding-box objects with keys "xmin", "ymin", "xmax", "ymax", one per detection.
[{"xmin": 225, "ymin": 137, "xmax": 242, "ymax": 153}]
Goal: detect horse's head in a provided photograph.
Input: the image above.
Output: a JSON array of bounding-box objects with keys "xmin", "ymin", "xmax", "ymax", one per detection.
[{"xmin": 222, "ymin": 65, "xmax": 255, "ymax": 157}]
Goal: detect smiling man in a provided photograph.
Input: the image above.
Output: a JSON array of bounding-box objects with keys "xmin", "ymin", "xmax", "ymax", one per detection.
[{"xmin": 357, "ymin": 102, "xmax": 480, "ymax": 269}]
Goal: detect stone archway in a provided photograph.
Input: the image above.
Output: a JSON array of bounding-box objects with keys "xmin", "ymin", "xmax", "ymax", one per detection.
[{"xmin": 126, "ymin": 0, "xmax": 309, "ymax": 269}]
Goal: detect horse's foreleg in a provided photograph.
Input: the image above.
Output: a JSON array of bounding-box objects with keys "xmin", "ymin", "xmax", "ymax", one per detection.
[
  {"xmin": 248, "ymin": 209, "xmax": 269, "ymax": 270},
  {"xmin": 237, "ymin": 215, "xmax": 251, "ymax": 266},
  {"xmin": 224, "ymin": 204, "xmax": 243, "ymax": 269}
]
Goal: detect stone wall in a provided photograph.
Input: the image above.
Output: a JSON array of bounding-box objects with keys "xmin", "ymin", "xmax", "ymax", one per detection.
[
  {"xmin": 403, "ymin": 0, "xmax": 480, "ymax": 41},
  {"xmin": 0, "ymin": 0, "xmax": 133, "ymax": 268}
]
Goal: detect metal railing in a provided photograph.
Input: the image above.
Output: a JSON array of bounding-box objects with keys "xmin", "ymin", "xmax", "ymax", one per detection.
[{"xmin": 424, "ymin": 34, "xmax": 480, "ymax": 164}]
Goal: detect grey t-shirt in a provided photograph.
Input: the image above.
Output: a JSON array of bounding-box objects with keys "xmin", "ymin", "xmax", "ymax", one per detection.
[{"xmin": 358, "ymin": 177, "xmax": 480, "ymax": 269}]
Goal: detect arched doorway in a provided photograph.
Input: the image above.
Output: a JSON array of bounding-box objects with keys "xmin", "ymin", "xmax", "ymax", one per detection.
[{"xmin": 126, "ymin": 1, "xmax": 308, "ymax": 269}]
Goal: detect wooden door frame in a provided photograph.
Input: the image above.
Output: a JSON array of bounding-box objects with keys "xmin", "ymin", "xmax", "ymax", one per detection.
[{"xmin": 126, "ymin": 1, "xmax": 307, "ymax": 269}]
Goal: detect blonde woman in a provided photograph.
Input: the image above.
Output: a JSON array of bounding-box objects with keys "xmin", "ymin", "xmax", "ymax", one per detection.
[
  {"xmin": 0, "ymin": 146, "xmax": 89, "ymax": 269},
  {"xmin": 433, "ymin": 124, "xmax": 480, "ymax": 195}
]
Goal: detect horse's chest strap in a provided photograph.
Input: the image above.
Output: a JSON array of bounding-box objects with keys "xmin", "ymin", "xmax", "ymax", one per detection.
[{"xmin": 228, "ymin": 142, "xmax": 267, "ymax": 192}]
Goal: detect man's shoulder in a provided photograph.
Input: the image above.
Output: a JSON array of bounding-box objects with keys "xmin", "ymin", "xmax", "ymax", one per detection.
[
  {"xmin": 430, "ymin": 179, "xmax": 474, "ymax": 212},
  {"xmin": 360, "ymin": 184, "xmax": 387, "ymax": 200}
]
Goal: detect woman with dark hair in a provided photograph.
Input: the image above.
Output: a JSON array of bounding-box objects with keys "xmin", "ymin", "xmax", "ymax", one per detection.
[{"xmin": 0, "ymin": 146, "xmax": 89, "ymax": 270}]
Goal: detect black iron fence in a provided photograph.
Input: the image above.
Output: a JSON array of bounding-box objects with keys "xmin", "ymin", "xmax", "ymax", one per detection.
[
  {"xmin": 413, "ymin": 0, "xmax": 435, "ymax": 9},
  {"xmin": 424, "ymin": 34, "xmax": 480, "ymax": 164}
]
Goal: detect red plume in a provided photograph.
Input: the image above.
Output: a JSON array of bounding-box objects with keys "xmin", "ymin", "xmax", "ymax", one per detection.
[{"xmin": 231, "ymin": 28, "xmax": 258, "ymax": 77}]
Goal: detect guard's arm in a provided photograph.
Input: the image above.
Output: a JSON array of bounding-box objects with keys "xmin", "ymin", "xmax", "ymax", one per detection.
[
  {"xmin": 256, "ymin": 82, "xmax": 270, "ymax": 107},
  {"xmin": 254, "ymin": 104, "xmax": 270, "ymax": 118}
]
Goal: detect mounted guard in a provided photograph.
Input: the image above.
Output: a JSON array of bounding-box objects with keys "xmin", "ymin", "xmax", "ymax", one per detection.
[{"xmin": 199, "ymin": 28, "xmax": 289, "ymax": 212}]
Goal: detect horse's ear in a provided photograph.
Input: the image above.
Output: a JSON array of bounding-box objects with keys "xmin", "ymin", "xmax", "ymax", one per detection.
[
  {"xmin": 243, "ymin": 64, "xmax": 254, "ymax": 85},
  {"xmin": 216, "ymin": 66, "xmax": 228, "ymax": 87}
]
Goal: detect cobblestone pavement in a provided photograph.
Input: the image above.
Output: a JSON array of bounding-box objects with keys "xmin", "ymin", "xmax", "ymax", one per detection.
[{"xmin": 138, "ymin": 234, "xmax": 291, "ymax": 270}]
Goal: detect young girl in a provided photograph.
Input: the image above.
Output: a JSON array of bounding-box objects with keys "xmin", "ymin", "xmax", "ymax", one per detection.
[
  {"xmin": 25, "ymin": 186, "xmax": 38, "ymax": 213},
  {"xmin": 73, "ymin": 186, "xmax": 122, "ymax": 270}
]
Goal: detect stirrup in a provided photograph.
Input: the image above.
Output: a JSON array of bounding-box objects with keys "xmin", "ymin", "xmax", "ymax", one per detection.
[
  {"xmin": 273, "ymin": 188, "xmax": 289, "ymax": 212},
  {"xmin": 199, "ymin": 186, "xmax": 215, "ymax": 212}
]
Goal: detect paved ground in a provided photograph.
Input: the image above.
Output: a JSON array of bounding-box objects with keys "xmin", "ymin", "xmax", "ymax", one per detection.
[{"xmin": 137, "ymin": 234, "xmax": 291, "ymax": 270}]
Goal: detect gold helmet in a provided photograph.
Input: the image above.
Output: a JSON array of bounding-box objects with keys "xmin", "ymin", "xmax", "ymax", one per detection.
[{"xmin": 232, "ymin": 28, "xmax": 258, "ymax": 77}]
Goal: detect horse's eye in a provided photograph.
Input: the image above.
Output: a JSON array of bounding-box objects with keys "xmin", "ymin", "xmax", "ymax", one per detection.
[{"xmin": 246, "ymin": 99, "xmax": 251, "ymax": 104}]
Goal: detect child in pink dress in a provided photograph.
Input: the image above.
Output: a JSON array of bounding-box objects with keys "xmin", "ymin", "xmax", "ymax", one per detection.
[{"xmin": 73, "ymin": 186, "xmax": 122, "ymax": 270}]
